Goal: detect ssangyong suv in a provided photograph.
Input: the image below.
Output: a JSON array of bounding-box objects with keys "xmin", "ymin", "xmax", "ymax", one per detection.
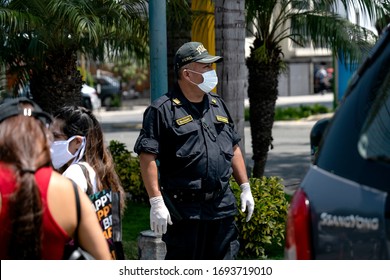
[{"xmin": 285, "ymin": 27, "xmax": 390, "ymax": 260}]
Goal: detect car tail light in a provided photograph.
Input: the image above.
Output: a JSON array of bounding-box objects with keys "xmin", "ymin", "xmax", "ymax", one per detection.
[{"xmin": 285, "ymin": 189, "xmax": 312, "ymax": 259}]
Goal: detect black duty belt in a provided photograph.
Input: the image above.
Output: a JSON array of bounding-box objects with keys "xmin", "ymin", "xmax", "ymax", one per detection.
[{"xmin": 162, "ymin": 187, "xmax": 227, "ymax": 203}]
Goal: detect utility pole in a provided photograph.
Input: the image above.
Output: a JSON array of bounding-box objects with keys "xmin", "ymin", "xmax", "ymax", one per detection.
[{"xmin": 149, "ymin": 0, "xmax": 168, "ymax": 102}]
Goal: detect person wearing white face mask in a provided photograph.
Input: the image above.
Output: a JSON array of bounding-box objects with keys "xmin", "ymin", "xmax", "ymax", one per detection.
[
  {"xmin": 134, "ymin": 42, "xmax": 254, "ymax": 260},
  {"xmin": 50, "ymin": 119, "xmax": 90, "ymax": 192},
  {"xmin": 50, "ymin": 106, "xmax": 125, "ymax": 212},
  {"xmin": 51, "ymin": 135, "xmax": 86, "ymax": 171},
  {"xmin": 51, "ymin": 105, "xmax": 126, "ymax": 259}
]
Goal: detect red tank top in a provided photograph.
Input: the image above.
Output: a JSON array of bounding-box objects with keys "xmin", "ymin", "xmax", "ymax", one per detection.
[{"xmin": 0, "ymin": 164, "xmax": 71, "ymax": 259}]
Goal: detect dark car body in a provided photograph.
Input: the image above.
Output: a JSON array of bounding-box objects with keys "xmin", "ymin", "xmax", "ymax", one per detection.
[
  {"xmin": 285, "ymin": 28, "xmax": 390, "ymax": 259},
  {"xmin": 93, "ymin": 75, "xmax": 122, "ymax": 107}
]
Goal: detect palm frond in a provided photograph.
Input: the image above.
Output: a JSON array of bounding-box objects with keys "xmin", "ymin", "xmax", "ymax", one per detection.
[
  {"xmin": 245, "ymin": 0, "xmax": 383, "ymax": 66},
  {"xmin": 167, "ymin": 0, "xmax": 192, "ymax": 30},
  {"xmin": 0, "ymin": 0, "xmax": 149, "ymax": 74}
]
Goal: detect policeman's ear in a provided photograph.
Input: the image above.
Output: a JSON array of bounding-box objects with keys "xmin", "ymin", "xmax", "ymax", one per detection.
[{"xmin": 182, "ymin": 68, "xmax": 190, "ymax": 79}]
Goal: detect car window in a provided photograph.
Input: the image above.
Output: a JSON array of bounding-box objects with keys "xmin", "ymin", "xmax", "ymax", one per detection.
[
  {"xmin": 96, "ymin": 78, "xmax": 109, "ymax": 86},
  {"xmin": 95, "ymin": 76, "xmax": 119, "ymax": 87},
  {"xmin": 104, "ymin": 76, "xmax": 119, "ymax": 86},
  {"xmin": 358, "ymin": 72, "xmax": 390, "ymax": 163}
]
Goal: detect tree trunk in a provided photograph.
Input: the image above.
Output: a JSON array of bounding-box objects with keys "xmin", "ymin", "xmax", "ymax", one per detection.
[
  {"xmin": 167, "ymin": 31, "xmax": 191, "ymax": 91},
  {"xmin": 30, "ymin": 48, "xmax": 83, "ymax": 115},
  {"xmin": 167, "ymin": 1, "xmax": 192, "ymax": 91},
  {"xmin": 214, "ymin": 0, "xmax": 247, "ymax": 158},
  {"xmin": 246, "ymin": 38, "xmax": 282, "ymax": 178}
]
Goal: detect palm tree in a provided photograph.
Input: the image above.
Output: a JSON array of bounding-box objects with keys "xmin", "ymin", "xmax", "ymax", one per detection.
[
  {"xmin": 0, "ymin": 0, "xmax": 148, "ymax": 114},
  {"xmin": 166, "ymin": 0, "xmax": 192, "ymax": 90},
  {"xmin": 245, "ymin": 0, "xmax": 383, "ymax": 178}
]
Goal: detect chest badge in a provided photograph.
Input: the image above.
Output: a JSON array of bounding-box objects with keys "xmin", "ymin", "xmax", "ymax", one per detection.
[
  {"xmin": 216, "ymin": 115, "xmax": 229, "ymax": 124},
  {"xmin": 176, "ymin": 115, "xmax": 193, "ymax": 125}
]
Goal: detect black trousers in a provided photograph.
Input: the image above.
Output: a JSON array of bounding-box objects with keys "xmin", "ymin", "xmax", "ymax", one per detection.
[{"xmin": 162, "ymin": 216, "xmax": 239, "ymax": 260}]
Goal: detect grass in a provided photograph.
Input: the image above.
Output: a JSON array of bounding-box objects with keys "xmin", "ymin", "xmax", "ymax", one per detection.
[{"xmin": 122, "ymin": 201, "xmax": 149, "ymax": 260}]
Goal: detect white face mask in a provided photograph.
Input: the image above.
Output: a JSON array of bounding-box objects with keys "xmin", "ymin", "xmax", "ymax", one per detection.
[
  {"xmin": 50, "ymin": 135, "xmax": 86, "ymax": 170},
  {"xmin": 187, "ymin": 69, "xmax": 218, "ymax": 93}
]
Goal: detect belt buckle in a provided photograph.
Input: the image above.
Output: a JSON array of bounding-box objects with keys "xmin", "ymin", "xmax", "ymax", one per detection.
[{"xmin": 204, "ymin": 192, "xmax": 213, "ymax": 200}]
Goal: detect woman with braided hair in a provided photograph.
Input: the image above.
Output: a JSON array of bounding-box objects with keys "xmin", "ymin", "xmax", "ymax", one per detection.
[
  {"xmin": 51, "ymin": 105, "xmax": 126, "ymax": 259},
  {"xmin": 0, "ymin": 98, "xmax": 110, "ymax": 259}
]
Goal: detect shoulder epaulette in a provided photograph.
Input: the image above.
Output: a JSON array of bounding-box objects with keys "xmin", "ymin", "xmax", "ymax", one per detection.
[
  {"xmin": 151, "ymin": 94, "xmax": 170, "ymax": 109},
  {"xmin": 208, "ymin": 92, "xmax": 222, "ymax": 107},
  {"xmin": 208, "ymin": 91, "xmax": 221, "ymax": 99},
  {"xmin": 172, "ymin": 98, "xmax": 182, "ymax": 105}
]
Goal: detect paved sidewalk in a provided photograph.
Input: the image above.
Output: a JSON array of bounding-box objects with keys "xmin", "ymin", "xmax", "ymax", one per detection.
[
  {"xmin": 275, "ymin": 92, "xmax": 334, "ymax": 107},
  {"xmin": 245, "ymin": 92, "xmax": 334, "ymax": 108}
]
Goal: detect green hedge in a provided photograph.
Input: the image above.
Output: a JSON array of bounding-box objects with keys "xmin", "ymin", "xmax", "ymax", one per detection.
[
  {"xmin": 231, "ymin": 177, "xmax": 289, "ymax": 259},
  {"xmin": 274, "ymin": 104, "xmax": 330, "ymax": 120},
  {"xmin": 245, "ymin": 103, "xmax": 331, "ymax": 121},
  {"xmin": 108, "ymin": 140, "xmax": 148, "ymax": 203}
]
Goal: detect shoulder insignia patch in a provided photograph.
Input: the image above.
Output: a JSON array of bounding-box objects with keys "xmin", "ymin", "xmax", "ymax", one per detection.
[
  {"xmin": 211, "ymin": 98, "xmax": 217, "ymax": 105},
  {"xmin": 172, "ymin": 98, "xmax": 181, "ymax": 105},
  {"xmin": 176, "ymin": 115, "xmax": 193, "ymax": 125},
  {"xmin": 216, "ymin": 115, "xmax": 229, "ymax": 123}
]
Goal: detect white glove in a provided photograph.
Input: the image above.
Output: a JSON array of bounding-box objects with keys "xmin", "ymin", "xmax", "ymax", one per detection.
[
  {"xmin": 149, "ymin": 196, "xmax": 172, "ymax": 235},
  {"xmin": 240, "ymin": 182, "xmax": 255, "ymax": 222}
]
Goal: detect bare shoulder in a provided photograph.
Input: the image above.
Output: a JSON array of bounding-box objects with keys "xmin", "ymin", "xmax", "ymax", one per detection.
[
  {"xmin": 50, "ymin": 171, "xmax": 73, "ymax": 188},
  {"xmin": 48, "ymin": 171, "xmax": 76, "ymax": 203},
  {"xmin": 47, "ymin": 170, "xmax": 78, "ymax": 234}
]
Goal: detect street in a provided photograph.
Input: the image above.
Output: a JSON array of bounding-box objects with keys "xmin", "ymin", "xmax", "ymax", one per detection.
[{"xmin": 262, "ymin": 121, "xmax": 313, "ymax": 190}]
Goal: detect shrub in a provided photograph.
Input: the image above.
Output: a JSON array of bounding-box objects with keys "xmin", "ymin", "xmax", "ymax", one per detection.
[
  {"xmin": 108, "ymin": 140, "xmax": 148, "ymax": 203},
  {"xmin": 110, "ymin": 94, "xmax": 122, "ymax": 108},
  {"xmin": 274, "ymin": 104, "xmax": 330, "ymax": 120},
  {"xmin": 245, "ymin": 104, "xmax": 331, "ymax": 122},
  {"xmin": 231, "ymin": 176, "xmax": 289, "ymax": 259}
]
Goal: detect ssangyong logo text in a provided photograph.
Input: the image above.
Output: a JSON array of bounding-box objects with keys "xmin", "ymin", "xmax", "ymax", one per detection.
[{"xmin": 319, "ymin": 212, "xmax": 379, "ymax": 231}]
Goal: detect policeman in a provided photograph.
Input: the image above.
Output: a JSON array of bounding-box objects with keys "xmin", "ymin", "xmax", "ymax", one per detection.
[{"xmin": 134, "ymin": 42, "xmax": 254, "ymax": 260}]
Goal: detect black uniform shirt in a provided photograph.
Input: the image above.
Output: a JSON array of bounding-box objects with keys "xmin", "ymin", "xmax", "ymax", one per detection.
[{"xmin": 134, "ymin": 83, "xmax": 241, "ymax": 220}]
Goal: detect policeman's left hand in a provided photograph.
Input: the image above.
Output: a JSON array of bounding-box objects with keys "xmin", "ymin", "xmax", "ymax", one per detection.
[
  {"xmin": 149, "ymin": 196, "xmax": 172, "ymax": 235},
  {"xmin": 240, "ymin": 182, "xmax": 255, "ymax": 222}
]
